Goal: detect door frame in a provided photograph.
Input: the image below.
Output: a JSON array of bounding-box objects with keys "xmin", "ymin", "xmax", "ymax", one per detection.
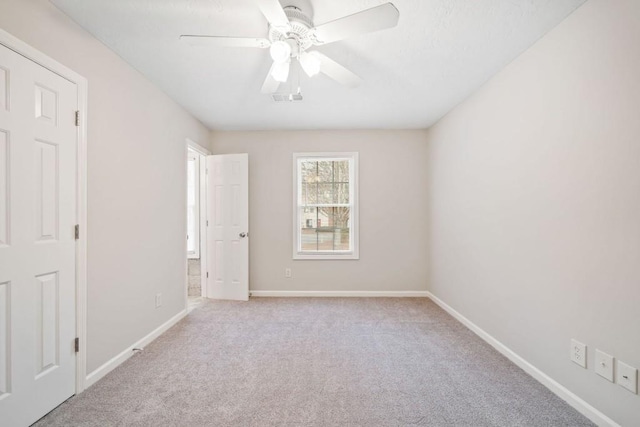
[
  {"xmin": 0, "ymin": 29, "xmax": 89, "ymax": 393},
  {"xmin": 186, "ymin": 139, "xmax": 210, "ymax": 304}
]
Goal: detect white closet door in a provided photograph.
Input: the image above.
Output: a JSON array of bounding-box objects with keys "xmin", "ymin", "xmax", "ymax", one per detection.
[
  {"xmin": 0, "ymin": 43, "xmax": 78, "ymax": 426},
  {"xmin": 206, "ymin": 154, "xmax": 249, "ymax": 301}
]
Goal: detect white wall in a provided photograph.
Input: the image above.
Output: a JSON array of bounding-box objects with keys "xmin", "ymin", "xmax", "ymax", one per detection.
[
  {"xmin": 426, "ymin": 0, "xmax": 640, "ymax": 424},
  {"xmin": 0, "ymin": 0, "xmax": 210, "ymax": 373},
  {"xmin": 211, "ymin": 130, "xmax": 429, "ymax": 294}
]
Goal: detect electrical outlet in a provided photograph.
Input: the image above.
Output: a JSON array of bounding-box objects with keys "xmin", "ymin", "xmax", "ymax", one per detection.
[
  {"xmin": 285, "ymin": 268, "xmax": 292, "ymax": 278},
  {"xmin": 155, "ymin": 293, "xmax": 162, "ymax": 308},
  {"xmin": 617, "ymin": 361, "xmax": 638, "ymax": 394},
  {"xmin": 570, "ymin": 339, "xmax": 587, "ymax": 368},
  {"xmin": 595, "ymin": 349, "xmax": 614, "ymax": 382}
]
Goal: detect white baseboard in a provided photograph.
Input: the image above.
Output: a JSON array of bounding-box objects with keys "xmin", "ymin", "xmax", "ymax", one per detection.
[
  {"xmin": 84, "ymin": 309, "xmax": 187, "ymax": 389},
  {"xmin": 426, "ymin": 292, "xmax": 618, "ymax": 427},
  {"xmin": 250, "ymin": 290, "xmax": 430, "ymax": 298}
]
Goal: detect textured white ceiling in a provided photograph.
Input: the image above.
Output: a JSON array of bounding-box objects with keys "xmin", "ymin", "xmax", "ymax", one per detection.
[{"xmin": 51, "ymin": 0, "xmax": 585, "ymax": 130}]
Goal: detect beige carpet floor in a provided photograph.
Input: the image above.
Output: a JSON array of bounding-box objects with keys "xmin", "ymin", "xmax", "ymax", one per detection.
[{"xmin": 36, "ymin": 298, "xmax": 594, "ymax": 426}]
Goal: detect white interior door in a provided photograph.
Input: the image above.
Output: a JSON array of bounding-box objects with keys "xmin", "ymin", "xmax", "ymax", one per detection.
[
  {"xmin": 0, "ymin": 44, "xmax": 78, "ymax": 426},
  {"xmin": 206, "ymin": 154, "xmax": 249, "ymax": 301}
]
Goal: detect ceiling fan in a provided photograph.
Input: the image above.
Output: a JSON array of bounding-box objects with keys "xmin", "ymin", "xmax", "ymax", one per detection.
[{"xmin": 180, "ymin": 0, "xmax": 400, "ymax": 95}]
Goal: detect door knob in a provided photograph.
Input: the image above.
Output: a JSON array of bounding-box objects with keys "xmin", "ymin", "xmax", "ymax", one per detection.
[{"xmin": 239, "ymin": 232, "xmax": 248, "ymax": 238}]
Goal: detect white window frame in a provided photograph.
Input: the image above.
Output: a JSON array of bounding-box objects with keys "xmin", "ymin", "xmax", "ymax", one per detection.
[
  {"xmin": 187, "ymin": 150, "xmax": 200, "ymax": 259},
  {"xmin": 293, "ymin": 152, "xmax": 359, "ymax": 260}
]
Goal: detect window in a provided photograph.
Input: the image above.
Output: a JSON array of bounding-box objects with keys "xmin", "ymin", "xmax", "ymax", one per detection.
[
  {"xmin": 293, "ymin": 153, "xmax": 359, "ymax": 260},
  {"xmin": 187, "ymin": 151, "xmax": 200, "ymax": 258}
]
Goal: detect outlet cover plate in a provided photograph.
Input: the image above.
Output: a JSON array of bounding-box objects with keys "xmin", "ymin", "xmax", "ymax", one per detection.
[
  {"xmin": 617, "ymin": 361, "xmax": 638, "ymax": 394},
  {"xmin": 570, "ymin": 339, "xmax": 587, "ymax": 368},
  {"xmin": 595, "ymin": 349, "xmax": 614, "ymax": 382}
]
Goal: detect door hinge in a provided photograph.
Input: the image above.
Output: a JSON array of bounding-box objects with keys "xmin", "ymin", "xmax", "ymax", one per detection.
[
  {"xmin": 75, "ymin": 111, "xmax": 80, "ymax": 127},
  {"xmin": 74, "ymin": 224, "xmax": 80, "ymax": 240},
  {"xmin": 74, "ymin": 337, "xmax": 80, "ymax": 353},
  {"xmin": 206, "ymin": 272, "xmax": 209, "ymax": 278}
]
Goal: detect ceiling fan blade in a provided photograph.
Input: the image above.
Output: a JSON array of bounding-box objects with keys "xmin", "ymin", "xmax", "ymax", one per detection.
[
  {"xmin": 180, "ymin": 35, "xmax": 271, "ymax": 48},
  {"xmin": 310, "ymin": 51, "xmax": 362, "ymax": 88},
  {"xmin": 255, "ymin": 0, "xmax": 290, "ymax": 29},
  {"xmin": 261, "ymin": 62, "xmax": 282, "ymax": 94},
  {"xmin": 312, "ymin": 3, "xmax": 399, "ymax": 45}
]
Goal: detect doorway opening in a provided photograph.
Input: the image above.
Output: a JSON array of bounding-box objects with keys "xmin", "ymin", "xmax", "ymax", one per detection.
[
  {"xmin": 186, "ymin": 142, "xmax": 209, "ymax": 311},
  {"xmin": 185, "ymin": 146, "xmax": 250, "ymax": 304}
]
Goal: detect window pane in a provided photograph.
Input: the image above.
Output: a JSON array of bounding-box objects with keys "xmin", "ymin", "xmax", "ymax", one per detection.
[
  {"xmin": 318, "ymin": 183, "xmax": 333, "ymax": 204},
  {"xmin": 299, "ymin": 207, "xmax": 350, "ymax": 252},
  {"xmin": 333, "ymin": 207, "xmax": 350, "ymax": 228},
  {"xmin": 301, "ymin": 182, "xmax": 318, "ymax": 205},
  {"xmin": 186, "ymin": 157, "xmax": 198, "ymax": 255},
  {"xmin": 334, "ymin": 228, "xmax": 350, "ymax": 251},
  {"xmin": 301, "ymin": 161, "xmax": 317, "ymax": 183},
  {"xmin": 335, "ymin": 160, "xmax": 350, "ymax": 183},
  {"xmin": 301, "ymin": 229, "xmax": 317, "ymax": 251},
  {"xmin": 334, "ymin": 183, "xmax": 349, "ymax": 204},
  {"xmin": 300, "ymin": 207, "xmax": 318, "ymax": 251},
  {"xmin": 187, "ymin": 207, "xmax": 196, "ymax": 252},
  {"xmin": 317, "ymin": 160, "xmax": 333, "ymax": 183},
  {"xmin": 333, "ymin": 207, "xmax": 351, "ymax": 251},
  {"xmin": 187, "ymin": 159, "xmax": 196, "ymax": 205}
]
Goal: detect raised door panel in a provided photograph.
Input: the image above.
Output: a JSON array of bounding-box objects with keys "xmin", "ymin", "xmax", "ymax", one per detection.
[
  {"xmin": 35, "ymin": 272, "xmax": 58, "ymax": 378},
  {"xmin": 0, "ymin": 130, "xmax": 7, "ymax": 246},
  {"xmin": 230, "ymin": 241, "xmax": 241, "ymax": 286},
  {"xmin": 0, "ymin": 67, "xmax": 7, "ymax": 112},
  {"xmin": 231, "ymin": 184, "xmax": 240, "ymax": 227},
  {"xmin": 214, "ymin": 241, "xmax": 224, "ymax": 285},
  {"xmin": 214, "ymin": 185, "xmax": 223, "ymax": 227},
  {"xmin": 0, "ymin": 281, "xmax": 9, "ymax": 398},
  {"xmin": 34, "ymin": 84, "xmax": 58, "ymax": 126},
  {"xmin": 34, "ymin": 140, "xmax": 58, "ymax": 242}
]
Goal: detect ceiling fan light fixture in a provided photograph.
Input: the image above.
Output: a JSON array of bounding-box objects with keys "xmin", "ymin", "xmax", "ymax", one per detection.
[
  {"xmin": 181, "ymin": 1, "xmax": 400, "ymax": 95},
  {"xmin": 299, "ymin": 52, "xmax": 321, "ymax": 77},
  {"xmin": 271, "ymin": 60, "xmax": 291, "ymax": 82},
  {"xmin": 269, "ymin": 40, "xmax": 292, "ymax": 63}
]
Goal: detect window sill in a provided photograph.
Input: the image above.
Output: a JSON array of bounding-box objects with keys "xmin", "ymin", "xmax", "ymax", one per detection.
[{"xmin": 293, "ymin": 252, "xmax": 359, "ymax": 261}]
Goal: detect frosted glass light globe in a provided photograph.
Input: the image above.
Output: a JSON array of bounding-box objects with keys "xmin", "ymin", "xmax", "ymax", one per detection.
[
  {"xmin": 270, "ymin": 41, "xmax": 291, "ymax": 64},
  {"xmin": 299, "ymin": 52, "xmax": 321, "ymax": 77},
  {"xmin": 271, "ymin": 61, "xmax": 291, "ymax": 82}
]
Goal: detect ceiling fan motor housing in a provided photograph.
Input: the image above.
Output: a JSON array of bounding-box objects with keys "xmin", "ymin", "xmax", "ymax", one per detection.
[{"xmin": 268, "ymin": 6, "xmax": 315, "ymax": 53}]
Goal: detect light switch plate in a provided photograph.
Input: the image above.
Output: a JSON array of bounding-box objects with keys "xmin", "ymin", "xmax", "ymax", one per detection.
[
  {"xmin": 570, "ymin": 339, "xmax": 587, "ymax": 368},
  {"xmin": 617, "ymin": 361, "xmax": 638, "ymax": 394},
  {"xmin": 595, "ymin": 350, "xmax": 614, "ymax": 382}
]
